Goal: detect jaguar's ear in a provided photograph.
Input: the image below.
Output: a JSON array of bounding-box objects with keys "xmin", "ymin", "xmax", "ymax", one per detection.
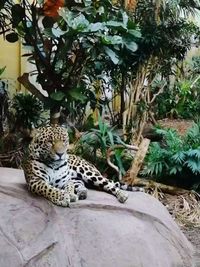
[
  {"xmin": 29, "ymin": 128, "xmax": 43, "ymax": 143},
  {"xmin": 30, "ymin": 128, "xmax": 38, "ymax": 139}
]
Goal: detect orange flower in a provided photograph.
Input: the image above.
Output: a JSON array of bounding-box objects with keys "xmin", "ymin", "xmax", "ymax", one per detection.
[
  {"xmin": 43, "ymin": 0, "xmax": 65, "ymax": 17},
  {"xmin": 125, "ymin": 0, "xmax": 137, "ymax": 11}
]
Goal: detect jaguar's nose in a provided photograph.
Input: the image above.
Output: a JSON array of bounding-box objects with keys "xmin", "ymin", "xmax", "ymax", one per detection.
[
  {"xmin": 56, "ymin": 152, "xmax": 64, "ymax": 158},
  {"xmin": 53, "ymin": 140, "xmax": 66, "ymax": 157}
]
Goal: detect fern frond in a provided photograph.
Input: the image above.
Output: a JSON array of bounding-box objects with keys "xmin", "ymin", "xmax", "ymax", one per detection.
[
  {"xmin": 185, "ymin": 122, "xmax": 200, "ymax": 148},
  {"xmin": 169, "ymin": 165, "xmax": 183, "ymax": 175},
  {"xmin": 171, "ymin": 151, "xmax": 186, "ymax": 164},
  {"xmin": 186, "ymin": 122, "xmax": 200, "ymax": 138},
  {"xmin": 143, "ymin": 124, "xmax": 200, "ymax": 183},
  {"xmin": 185, "ymin": 148, "xmax": 200, "ymax": 159},
  {"xmin": 184, "ymin": 159, "xmax": 200, "ymax": 174},
  {"xmin": 141, "ymin": 161, "xmax": 168, "ymax": 176},
  {"xmin": 142, "ymin": 141, "xmax": 169, "ymax": 176},
  {"xmin": 155, "ymin": 127, "xmax": 183, "ymax": 151}
]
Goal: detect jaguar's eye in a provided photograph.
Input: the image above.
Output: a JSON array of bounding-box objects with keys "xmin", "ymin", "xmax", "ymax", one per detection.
[
  {"xmin": 63, "ymin": 140, "xmax": 68, "ymax": 146},
  {"xmin": 46, "ymin": 141, "xmax": 53, "ymax": 148}
]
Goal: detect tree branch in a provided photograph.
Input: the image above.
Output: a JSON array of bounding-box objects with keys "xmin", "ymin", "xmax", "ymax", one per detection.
[{"xmin": 17, "ymin": 73, "xmax": 48, "ymax": 103}]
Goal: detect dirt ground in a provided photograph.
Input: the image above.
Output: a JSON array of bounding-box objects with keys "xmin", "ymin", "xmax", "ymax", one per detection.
[
  {"xmin": 157, "ymin": 118, "xmax": 194, "ymax": 135},
  {"xmin": 182, "ymin": 227, "xmax": 200, "ymax": 267}
]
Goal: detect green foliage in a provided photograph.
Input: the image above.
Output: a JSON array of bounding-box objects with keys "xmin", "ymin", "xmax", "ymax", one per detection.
[
  {"xmin": 154, "ymin": 57, "xmax": 200, "ymax": 119},
  {"xmin": 185, "ymin": 122, "xmax": 200, "ymax": 148},
  {"xmin": 155, "ymin": 83, "xmax": 200, "ymax": 119},
  {"xmin": 134, "ymin": 0, "xmax": 199, "ymax": 71},
  {"xmin": 11, "ymin": 93, "xmax": 44, "ymax": 130},
  {"xmin": 115, "ymin": 0, "xmax": 200, "ymax": 129},
  {"xmin": 142, "ymin": 122, "xmax": 200, "ymax": 190},
  {"xmin": 0, "ymin": 0, "xmax": 13, "ymax": 36},
  {"xmin": 0, "ymin": 66, "xmax": 6, "ymax": 76},
  {"xmin": 3, "ymin": 0, "xmax": 140, "ymax": 119},
  {"xmin": 191, "ymin": 56, "xmax": 200, "ymax": 74},
  {"xmin": 75, "ymin": 115, "xmax": 133, "ymax": 179},
  {"xmin": 1, "ymin": 0, "xmax": 200, "ymax": 129}
]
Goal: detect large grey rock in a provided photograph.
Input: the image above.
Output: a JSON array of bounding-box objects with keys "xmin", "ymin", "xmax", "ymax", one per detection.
[{"xmin": 0, "ymin": 167, "xmax": 194, "ymax": 267}]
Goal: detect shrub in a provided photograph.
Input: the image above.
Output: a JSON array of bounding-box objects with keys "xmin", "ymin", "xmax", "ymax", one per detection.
[
  {"xmin": 155, "ymin": 80, "xmax": 200, "ymax": 119},
  {"xmin": 75, "ymin": 115, "xmax": 133, "ymax": 180},
  {"xmin": 142, "ymin": 122, "xmax": 200, "ymax": 191},
  {"xmin": 10, "ymin": 93, "xmax": 44, "ymax": 130}
]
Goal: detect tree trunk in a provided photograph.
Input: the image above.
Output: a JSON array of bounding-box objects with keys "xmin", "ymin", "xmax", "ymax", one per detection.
[
  {"xmin": 50, "ymin": 106, "xmax": 61, "ymax": 125},
  {"xmin": 120, "ymin": 73, "xmax": 126, "ymax": 125},
  {"xmin": 123, "ymin": 138, "xmax": 150, "ymax": 184}
]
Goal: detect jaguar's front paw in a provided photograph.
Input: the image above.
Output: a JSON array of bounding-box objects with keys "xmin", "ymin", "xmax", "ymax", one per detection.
[
  {"xmin": 116, "ymin": 190, "xmax": 128, "ymax": 203},
  {"xmin": 57, "ymin": 193, "xmax": 71, "ymax": 207},
  {"xmin": 70, "ymin": 193, "xmax": 78, "ymax": 202},
  {"xmin": 77, "ymin": 188, "xmax": 87, "ymax": 200}
]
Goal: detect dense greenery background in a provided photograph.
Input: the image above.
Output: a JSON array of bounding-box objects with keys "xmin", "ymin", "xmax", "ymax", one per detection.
[{"xmin": 0, "ymin": 0, "xmax": 200, "ymax": 190}]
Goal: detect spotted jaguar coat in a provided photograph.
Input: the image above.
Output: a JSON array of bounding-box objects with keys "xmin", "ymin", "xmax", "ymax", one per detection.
[{"xmin": 23, "ymin": 125, "xmax": 142, "ymax": 207}]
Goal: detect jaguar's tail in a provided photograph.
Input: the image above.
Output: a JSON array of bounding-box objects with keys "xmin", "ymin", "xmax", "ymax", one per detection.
[{"xmin": 116, "ymin": 182, "xmax": 145, "ymax": 192}]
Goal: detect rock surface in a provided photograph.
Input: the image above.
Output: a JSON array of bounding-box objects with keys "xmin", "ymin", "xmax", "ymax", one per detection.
[{"xmin": 0, "ymin": 167, "xmax": 195, "ymax": 267}]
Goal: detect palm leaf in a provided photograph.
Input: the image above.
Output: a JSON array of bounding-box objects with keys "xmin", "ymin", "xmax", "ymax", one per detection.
[{"xmin": 185, "ymin": 159, "xmax": 200, "ymax": 174}]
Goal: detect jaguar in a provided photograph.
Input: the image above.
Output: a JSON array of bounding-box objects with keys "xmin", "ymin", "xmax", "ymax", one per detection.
[{"xmin": 23, "ymin": 125, "xmax": 142, "ymax": 207}]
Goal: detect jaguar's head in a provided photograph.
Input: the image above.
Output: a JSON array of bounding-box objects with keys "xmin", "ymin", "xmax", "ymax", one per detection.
[{"xmin": 29, "ymin": 126, "xmax": 69, "ymax": 162}]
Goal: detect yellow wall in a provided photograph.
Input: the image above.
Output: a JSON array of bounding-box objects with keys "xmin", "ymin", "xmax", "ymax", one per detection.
[{"xmin": 0, "ymin": 36, "xmax": 21, "ymax": 94}]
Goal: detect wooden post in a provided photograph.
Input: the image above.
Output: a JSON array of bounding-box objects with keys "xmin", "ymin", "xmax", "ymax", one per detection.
[{"xmin": 123, "ymin": 138, "xmax": 150, "ymax": 184}]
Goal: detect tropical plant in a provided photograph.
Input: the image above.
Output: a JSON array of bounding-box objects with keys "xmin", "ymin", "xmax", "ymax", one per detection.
[
  {"xmin": 153, "ymin": 55, "xmax": 200, "ymax": 119},
  {"xmin": 121, "ymin": 0, "xmax": 200, "ymax": 142},
  {"xmin": 0, "ymin": 0, "xmax": 13, "ymax": 36},
  {"xmin": 154, "ymin": 79, "xmax": 200, "ymax": 119},
  {"xmin": 1, "ymin": 0, "xmax": 200, "ymax": 139},
  {"xmin": 2, "ymin": 0, "xmax": 141, "ymax": 125},
  {"xmin": 75, "ymin": 115, "xmax": 134, "ymax": 180},
  {"xmin": 0, "ymin": 66, "xmax": 6, "ymax": 76},
  {"xmin": 10, "ymin": 93, "xmax": 44, "ymax": 131},
  {"xmin": 142, "ymin": 122, "xmax": 200, "ymax": 191},
  {"xmin": 191, "ymin": 56, "xmax": 200, "ymax": 74}
]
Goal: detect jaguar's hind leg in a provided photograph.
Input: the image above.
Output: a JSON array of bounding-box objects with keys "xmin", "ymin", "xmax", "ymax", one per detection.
[
  {"xmin": 64, "ymin": 181, "xmax": 78, "ymax": 203},
  {"xmin": 72, "ymin": 157, "xmax": 128, "ymax": 203},
  {"xmin": 70, "ymin": 179, "xmax": 88, "ymax": 200},
  {"xmin": 83, "ymin": 175, "xmax": 128, "ymax": 203}
]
